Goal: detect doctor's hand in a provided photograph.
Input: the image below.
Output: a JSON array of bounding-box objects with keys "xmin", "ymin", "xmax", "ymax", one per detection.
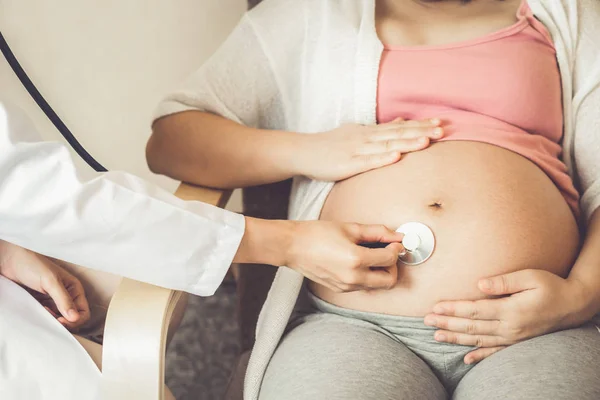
[
  {"xmin": 0, "ymin": 241, "xmax": 90, "ymax": 331},
  {"xmin": 297, "ymin": 117, "xmax": 443, "ymax": 182},
  {"xmin": 284, "ymin": 221, "xmax": 405, "ymax": 292}
]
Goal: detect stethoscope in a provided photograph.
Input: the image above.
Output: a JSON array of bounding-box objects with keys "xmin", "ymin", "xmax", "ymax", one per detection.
[
  {"xmin": 361, "ymin": 222, "xmax": 436, "ymax": 265},
  {"xmin": 2, "ymin": 31, "xmax": 438, "ymax": 262},
  {"xmin": 0, "ymin": 31, "xmax": 106, "ymax": 172}
]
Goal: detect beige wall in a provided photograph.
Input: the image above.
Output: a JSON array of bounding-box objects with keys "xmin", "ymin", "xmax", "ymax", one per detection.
[{"xmin": 0, "ymin": 0, "xmax": 245, "ymax": 211}]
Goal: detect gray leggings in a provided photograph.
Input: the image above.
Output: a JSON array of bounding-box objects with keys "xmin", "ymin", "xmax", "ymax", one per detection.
[{"xmin": 259, "ymin": 292, "xmax": 600, "ymax": 400}]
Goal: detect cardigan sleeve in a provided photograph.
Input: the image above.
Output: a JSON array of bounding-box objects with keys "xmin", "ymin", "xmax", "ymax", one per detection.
[
  {"xmin": 571, "ymin": 0, "xmax": 600, "ymax": 222},
  {"xmin": 153, "ymin": 10, "xmax": 287, "ymax": 130}
]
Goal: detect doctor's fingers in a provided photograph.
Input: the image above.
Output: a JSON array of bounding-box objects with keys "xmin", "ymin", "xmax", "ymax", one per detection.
[
  {"xmin": 355, "ymin": 245, "xmax": 402, "ymax": 289},
  {"xmin": 331, "ymin": 268, "xmax": 398, "ymax": 292},
  {"xmin": 317, "ymin": 260, "xmax": 397, "ymax": 292},
  {"xmin": 66, "ymin": 278, "xmax": 91, "ymax": 326},
  {"xmin": 43, "ymin": 274, "xmax": 78, "ymax": 321},
  {"xmin": 348, "ymin": 223, "xmax": 404, "ymax": 244},
  {"xmin": 43, "ymin": 269, "xmax": 88, "ymax": 326}
]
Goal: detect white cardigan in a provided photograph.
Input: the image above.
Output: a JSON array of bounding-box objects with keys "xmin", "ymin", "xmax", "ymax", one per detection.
[{"xmin": 154, "ymin": 0, "xmax": 600, "ymax": 398}]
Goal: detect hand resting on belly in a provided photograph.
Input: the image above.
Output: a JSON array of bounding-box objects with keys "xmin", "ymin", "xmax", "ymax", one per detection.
[{"xmin": 313, "ymin": 140, "xmax": 581, "ymax": 317}]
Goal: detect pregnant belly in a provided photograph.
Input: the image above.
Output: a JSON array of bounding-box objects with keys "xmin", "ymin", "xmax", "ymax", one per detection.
[{"xmin": 313, "ymin": 141, "xmax": 581, "ymax": 317}]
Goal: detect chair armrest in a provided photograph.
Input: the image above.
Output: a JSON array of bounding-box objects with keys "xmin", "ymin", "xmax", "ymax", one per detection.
[
  {"xmin": 175, "ymin": 182, "xmax": 232, "ymax": 208},
  {"xmin": 100, "ymin": 182, "xmax": 231, "ymax": 399},
  {"xmin": 102, "ymin": 279, "xmax": 183, "ymax": 400}
]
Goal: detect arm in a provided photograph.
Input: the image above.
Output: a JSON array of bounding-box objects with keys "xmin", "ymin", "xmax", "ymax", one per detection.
[
  {"xmin": 148, "ymin": 112, "xmax": 301, "ymax": 188},
  {"xmin": 0, "ymin": 100, "xmax": 244, "ymax": 296},
  {"xmin": 0, "ymin": 102, "xmax": 405, "ymax": 296},
  {"xmin": 146, "ymin": 13, "xmax": 293, "ymax": 189},
  {"xmin": 147, "ymin": 12, "xmax": 441, "ymax": 189},
  {"xmin": 235, "ymin": 217, "xmax": 408, "ymax": 292},
  {"xmin": 567, "ymin": 207, "xmax": 600, "ymax": 321}
]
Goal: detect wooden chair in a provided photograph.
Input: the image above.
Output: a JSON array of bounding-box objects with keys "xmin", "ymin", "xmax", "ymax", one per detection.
[
  {"xmin": 70, "ymin": 183, "xmax": 227, "ymax": 400},
  {"xmin": 88, "ymin": 181, "xmax": 287, "ymax": 399},
  {"xmin": 173, "ymin": 182, "xmax": 290, "ymax": 400}
]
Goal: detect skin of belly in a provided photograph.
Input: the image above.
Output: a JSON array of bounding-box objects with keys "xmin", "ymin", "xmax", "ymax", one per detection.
[{"xmin": 313, "ymin": 141, "xmax": 581, "ymax": 316}]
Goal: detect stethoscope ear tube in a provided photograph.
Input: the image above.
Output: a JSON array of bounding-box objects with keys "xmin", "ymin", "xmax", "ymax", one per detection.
[{"xmin": 0, "ymin": 31, "xmax": 107, "ymax": 172}]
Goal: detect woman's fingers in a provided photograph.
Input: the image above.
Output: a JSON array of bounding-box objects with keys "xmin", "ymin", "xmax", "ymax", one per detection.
[
  {"xmin": 424, "ymin": 314, "xmax": 501, "ymax": 335},
  {"xmin": 433, "ymin": 330, "xmax": 507, "ymax": 347},
  {"xmin": 464, "ymin": 346, "xmax": 507, "ymax": 365},
  {"xmin": 380, "ymin": 117, "xmax": 441, "ymax": 128},
  {"xmin": 432, "ymin": 299, "xmax": 503, "ymax": 320},
  {"xmin": 346, "ymin": 151, "xmax": 402, "ymax": 177},
  {"xmin": 358, "ymin": 118, "xmax": 444, "ymax": 155},
  {"xmin": 357, "ymin": 137, "xmax": 431, "ymax": 155},
  {"xmin": 353, "ymin": 151, "xmax": 403, "ymax": 174},
  {"xmin": 372, "ymin": 118, "xmax": 443, "ymax": 140},
  {"xmin": 370, "ymin": 128, "xmax": 443, "ymax": 142}
]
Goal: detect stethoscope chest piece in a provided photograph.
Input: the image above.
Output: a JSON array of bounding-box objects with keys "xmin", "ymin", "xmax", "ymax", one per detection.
[{"xmin": 396, "ymin": 222, "xmax": 435, "ymax": 265}]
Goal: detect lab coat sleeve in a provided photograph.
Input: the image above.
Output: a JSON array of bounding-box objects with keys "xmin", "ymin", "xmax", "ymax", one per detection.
[{"xmin": 0, "ymin": 100, "xmax": 245, "ymax": 296}]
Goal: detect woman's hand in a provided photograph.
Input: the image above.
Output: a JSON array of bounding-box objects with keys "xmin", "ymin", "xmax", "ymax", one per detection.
[
  {"xmin": 0, "ymin": 241, "xmax": 90, "ymax": 331},
  {"xmin": 285, "ymin": 221, "xmax": 405, "ymax": 292},
  {"xmin": 423, "ymin": 269, "xmax": 590, "ymax": 364},
  {"xmin": 297, "ymin": 118, "xmax": 443, "ymax": 182}
]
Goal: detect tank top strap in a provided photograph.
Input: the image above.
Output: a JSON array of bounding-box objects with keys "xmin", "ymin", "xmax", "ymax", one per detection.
[
  {"xmin": 519, "ymin": 0, "xmax": 555, "ymax": 45},
  {"xmin": 517, "ymin": 0, "xmax": 533, "ymax": 18}
]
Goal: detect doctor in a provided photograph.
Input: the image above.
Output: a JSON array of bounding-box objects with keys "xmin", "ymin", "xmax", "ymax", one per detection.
[{"xmin": 0, "ymin": 99, "xmax": 405, "ymax": 326}]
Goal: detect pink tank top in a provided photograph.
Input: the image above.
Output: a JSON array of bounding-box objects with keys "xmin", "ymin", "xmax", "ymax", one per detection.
[{"xmin": 376, "ymin": 0, "xmax": 580, "ymax": 217}]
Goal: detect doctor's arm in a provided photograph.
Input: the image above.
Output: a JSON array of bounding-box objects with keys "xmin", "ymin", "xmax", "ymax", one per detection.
[
  {"xmin": 0, "ymin": 101, "xmax": 405, "ymax": 295},
  {"xmin": 0, "ymin": 101, "xmax": 245, "ymax": 296}
]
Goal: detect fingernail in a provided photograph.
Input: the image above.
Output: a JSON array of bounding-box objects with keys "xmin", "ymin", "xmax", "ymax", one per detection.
[
  {"xmin": 433, "ymin": 127, "xmax": 443, "ymax": 136},
  {"xmin": 418, "ymin": 137, "xmax": 428, "ymax": 144},
  {"xmin": 430, "ymin": 118, "xmax": 441, "ymax": 125},
  {"xmin": 398, "ymin": 250, "xmax": 407, "ymax": 257},
  {"xmin": 436, "ymin": 333, "xmax": 447, "ymax": 342},
  {"xmin": 480, "ymin": 279, "xmax": 493, "ymax": 290},
  {"xmin": 424, "ymin": 316, "xmax": 437, "ymax": 326},
  {"xmin": 68, "ymin": 309, "xmax": 79, "ymax": 320},
  {"xmin": 465, "ymin": 358, "xmax": 473, "ymax": 365},
  {"xmin": 433, "ymin": 305, "xmax": 446, "ymax": 314}
]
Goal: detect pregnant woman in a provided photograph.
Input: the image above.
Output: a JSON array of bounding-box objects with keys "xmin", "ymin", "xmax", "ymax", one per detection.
[{"xmin": 147, "ymin": 0, "xmax": 600, "ymax": 398}]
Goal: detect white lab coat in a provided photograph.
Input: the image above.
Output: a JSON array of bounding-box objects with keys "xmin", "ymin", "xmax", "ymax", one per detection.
[
  {"xmin": 0, "ymin": 100, "xmax": 245, "ymax": 399},
  {"xmin": 0, "ymin": 100, "xmax": 245, "ymax": 295}
]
